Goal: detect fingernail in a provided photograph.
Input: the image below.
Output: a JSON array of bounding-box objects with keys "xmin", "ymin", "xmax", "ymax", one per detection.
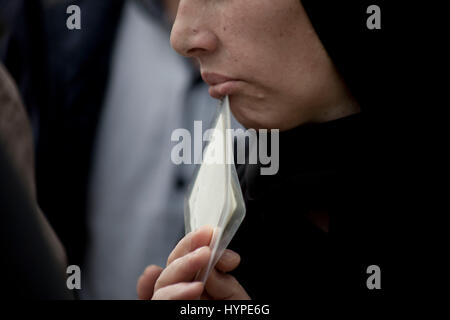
[
  {"xmin": 194, "ymin": 246, "xmax": 206, "ymax": 255},
  {"xmin": 194, "ymin": 246, "xmax": 208, "ymax": 255},
  {"xmin": 197, "ymin": 225, "xmax": 213, "ymax": 234}
]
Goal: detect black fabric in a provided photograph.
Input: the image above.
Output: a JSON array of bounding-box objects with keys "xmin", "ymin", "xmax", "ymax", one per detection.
[
  {"xmin": 228, "ymin": 1, "xmax": 396, "ymax": 301},
  {"xmin": 301, "ymin": 0, "xmax": 393, "ymax": 115},
  {"xmin": 229, "ymin": 113, "xmax": 390, "ymax": 300}
]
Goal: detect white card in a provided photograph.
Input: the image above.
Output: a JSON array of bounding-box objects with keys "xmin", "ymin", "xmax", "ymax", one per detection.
[{"xmin": 184, "ymin": 96, "xmax": 246, "ymax": 283}]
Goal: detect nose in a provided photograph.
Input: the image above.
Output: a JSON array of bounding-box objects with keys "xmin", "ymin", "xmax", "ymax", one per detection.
[{"xmin": 170, "ymin": 1, "xmax": 218, "ymax": 58}]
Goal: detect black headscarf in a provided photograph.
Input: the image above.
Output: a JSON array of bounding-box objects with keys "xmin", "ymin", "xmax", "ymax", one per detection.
[
  {"xmin": 301, "ymin": 0, "xmax": 389, "ymax": 113},
  {"xmin": 230, "ymin": 1, "xmax": 392, "ymax": 300}
]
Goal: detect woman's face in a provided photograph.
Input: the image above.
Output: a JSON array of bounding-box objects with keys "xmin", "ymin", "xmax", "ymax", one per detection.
[{"xmin": 171, "ymin": 0, "xmax": 359, "ymax": 130}]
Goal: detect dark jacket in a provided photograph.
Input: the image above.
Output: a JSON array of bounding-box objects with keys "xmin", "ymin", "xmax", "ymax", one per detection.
[
  {"xmin": 229, "ymin": 112, "xmax": 392, "ymax": 300},
  {"xmin": 229, "ymin": 0, "xmax": 396, "ymax": 301},
  {"xmin": 1, "ymin": 0, "xmax": 174, "ymax": 268},
  {"xmin": 0, "ymin": 63, "xmax": 72, "ymax": 299},
  {"xmin": 1, "ymin": 0, "xmax": 126, "ymax": 266}
]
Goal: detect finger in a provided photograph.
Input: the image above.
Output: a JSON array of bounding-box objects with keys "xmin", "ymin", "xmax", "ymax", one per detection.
[
  {"xmin": 215, "ymin": 249, "xmax": 241, "ymax": 273},
  {"xmin": 156, "ymin": 246, "xmax": 211, "ymax": 291},
  {"xmin": 137, "ymin": 265, "xmax": 164, "ymax": 300},
  {"xmin": 205, "ymin": 268, "xmax": 251, "ymax": 300},
  {"xmin": 167, "ymin": 225, "xmax": 213, "ymax": 266},
  {"xmin": 153, "ymin": 282, "xmax": 204, "ymax": 300}
]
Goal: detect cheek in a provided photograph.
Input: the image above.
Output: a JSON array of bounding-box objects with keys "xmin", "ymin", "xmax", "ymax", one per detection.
[
  {"xmin": 220, "ymin": 2, "xmax": 333, "ymax": 128},
  {"xmin": 223, "ymin": 3, "xmax": 313, "ymax": 84}
]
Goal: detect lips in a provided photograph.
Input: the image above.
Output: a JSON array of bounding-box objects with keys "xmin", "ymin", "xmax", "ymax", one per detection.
[{"xmin": 201, "ymin": 72, "xmax": 242, "ymax": 99}]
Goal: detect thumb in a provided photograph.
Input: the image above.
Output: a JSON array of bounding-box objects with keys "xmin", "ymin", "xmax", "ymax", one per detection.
[
  {"xmin": 205, "ymin": 268, "xmax": 251, "ymax": 300},
  {"xmin": 215, "ymin": 249, "xmax": 241, "ymax": 273}
]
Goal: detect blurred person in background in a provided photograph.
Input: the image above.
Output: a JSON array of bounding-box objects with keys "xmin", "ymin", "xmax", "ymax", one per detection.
[
  {"xmin": 0, "ymin": 0, "xmax": 239, "ymax": 299},
  {"xmin": 1, "ymin": 62, "xmax": 72, "ymax": 299}
]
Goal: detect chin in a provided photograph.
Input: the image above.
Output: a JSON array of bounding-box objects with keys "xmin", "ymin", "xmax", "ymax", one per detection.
[
  {"xmin": 229, "ymin": 95, "xmax": 270, "ymax": 130},
  {"xmin": 229, "ymin": 104, "xmax": 261, "ymax": 130}
]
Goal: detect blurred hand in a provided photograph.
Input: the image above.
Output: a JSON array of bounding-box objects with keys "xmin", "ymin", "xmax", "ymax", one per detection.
[{"xmin": 137, "ymin": 226, "xmax": 250, "ymax": 300}]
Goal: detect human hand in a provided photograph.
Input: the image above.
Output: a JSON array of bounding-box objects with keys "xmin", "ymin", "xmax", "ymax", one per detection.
[{"xmin": 137, "ymin": 226, "xmax": 250, "ymax": 300}]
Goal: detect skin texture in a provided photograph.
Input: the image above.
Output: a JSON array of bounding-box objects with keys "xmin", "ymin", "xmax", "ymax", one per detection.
[
  {"xmin": 170, "ymin": 0, "xmax": 360, "ymax": 131},
  {"xmin": 138, "ymin": 0, "xmax": 361, "ymax": 299}
]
